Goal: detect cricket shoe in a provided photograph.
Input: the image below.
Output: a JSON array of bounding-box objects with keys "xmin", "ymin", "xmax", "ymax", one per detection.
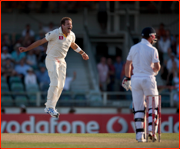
[
  {"xmin": 148, "ymin": 132, "xmax": 157, "ymax": 141},
  {"xmin": 137, "ymin": 137, "xmax": 146, "ymax": 143},
  {"xmin": 136, "ymin": 135, "xmax": 146, "ymax": 143},
  {"xmin": 44, "ymin": 107, "xmax": 60, "ymax": 118}
]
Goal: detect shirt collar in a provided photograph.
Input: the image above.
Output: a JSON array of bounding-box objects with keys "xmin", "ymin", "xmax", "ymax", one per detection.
[
  {"xmin": 59, "ymin": 27, "xmax": 63, "ymax": 34},
  {"xmin": 59, "ymin": 27, "xmax": 70, "ymax": 37},
  {"xmin": 141, "ymin": 38, "xmax": 152, "ymax": 46}
]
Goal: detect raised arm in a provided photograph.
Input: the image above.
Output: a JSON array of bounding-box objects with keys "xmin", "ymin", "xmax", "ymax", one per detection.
[
  {"xmin": 71, "ymin": 42, "xmax": 89, "ymax": 60},
  {"xmin": 19, "ymin": 38, "xmax": 48, "ymax": 53}
]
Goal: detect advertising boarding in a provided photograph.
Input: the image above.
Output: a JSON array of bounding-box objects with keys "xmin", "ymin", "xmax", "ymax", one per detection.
[{"xmin": 1, "ymin": 114, "xmax": 179, "ymax": 133}]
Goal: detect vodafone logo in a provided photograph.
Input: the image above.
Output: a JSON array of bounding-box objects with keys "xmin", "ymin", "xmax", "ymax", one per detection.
[
  {"xmin": 1, "ymin": 114, "xmax": 179, "ymax": 133},
  {"xmin": 106, "ymin": 116, "xmax": 128, "ymax": 133}
]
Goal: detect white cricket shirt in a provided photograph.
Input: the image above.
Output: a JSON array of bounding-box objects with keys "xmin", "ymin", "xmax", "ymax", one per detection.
[
  {"xmin": 45, "ymin": 27, "xmax": 75, "ymax": 60},
  {"xmin": 127, "ymin": 38, "xmax": 160, "ymax": 76}
]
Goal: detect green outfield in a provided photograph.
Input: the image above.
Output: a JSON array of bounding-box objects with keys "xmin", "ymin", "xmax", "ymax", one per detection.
[{"xmin": 1, "ymin": 133, "xmax": 179, "ymax": 148}]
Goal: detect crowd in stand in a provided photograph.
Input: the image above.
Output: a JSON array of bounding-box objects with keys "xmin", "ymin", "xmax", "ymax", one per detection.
[
  {"xmin": 97, "ymin": 56, "xmax": 125, "ymax": 93},
  {"xmin": 156, "ymin": 23, "xmax": 179, "ymax": 107},
  {"xmin": 157, "ymin": 23, "xmax": 179, "ymax": 86},
  {"xmin": 1, "ymin": 23, "xmax": 50, "ymax": 92}
]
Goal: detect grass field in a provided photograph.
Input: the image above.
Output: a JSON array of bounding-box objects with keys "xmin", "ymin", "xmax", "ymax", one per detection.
[{"xmin": 1, "ymin": 133, "xmax": 179, "ymax": 148}]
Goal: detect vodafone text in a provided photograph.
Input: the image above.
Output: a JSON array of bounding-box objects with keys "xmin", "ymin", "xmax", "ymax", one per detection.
[{"xmin": 1, "ymin": 115, "xmax": 179, "ymax": 133}]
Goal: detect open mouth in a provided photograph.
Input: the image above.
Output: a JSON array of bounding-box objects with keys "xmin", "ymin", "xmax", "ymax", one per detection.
[{"xmin": 68, "ymin": 28, "xmax": 71, "ymax": 31}]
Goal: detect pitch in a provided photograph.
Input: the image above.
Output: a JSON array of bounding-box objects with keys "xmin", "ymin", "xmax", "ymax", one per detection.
[{"xmin": 1, "ymin": 133, "xmax": 179, "ymax": 148}]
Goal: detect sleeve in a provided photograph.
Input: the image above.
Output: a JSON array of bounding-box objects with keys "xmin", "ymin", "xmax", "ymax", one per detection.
[
  {"xmin": 152, "ymin": 48, "xmax": 160, "ymax": 63},
  {"xmin": 72, "ymin": 33, "xmax": 76, "ymax": 43},
  {"xmin": 45, "ymin": 30, "xmax": 56, "ymax": 41},
  {"xmin": 127, "ymin": 48, "xmax": 132, "ymax": 61}
]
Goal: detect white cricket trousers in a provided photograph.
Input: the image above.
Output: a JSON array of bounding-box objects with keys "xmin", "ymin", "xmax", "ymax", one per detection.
[
  {"xmin": 44, "ymin": 55, "xmax": 66, "ymax": 109},
  {"xmin": 131, "ymin": 75, "xmax": 159, "ymax": 110},
  {"xmin": 131, "ymin": 75, "xmax": 159, "ymax": 138}
]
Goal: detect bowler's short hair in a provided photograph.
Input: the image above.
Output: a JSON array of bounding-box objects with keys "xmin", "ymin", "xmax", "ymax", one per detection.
[{"xmin": 60, "ymin": 17, "xmax": 72, "ymax": 26}]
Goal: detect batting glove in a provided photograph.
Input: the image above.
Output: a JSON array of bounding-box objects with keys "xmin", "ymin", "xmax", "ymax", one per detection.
[{"xmin": 122, "ymin": 77, "xmax": 131, "ymax": 91}]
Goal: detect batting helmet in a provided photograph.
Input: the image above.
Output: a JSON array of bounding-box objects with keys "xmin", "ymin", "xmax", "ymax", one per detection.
[
  {"xmin": 141, "ymin": 27, "xmax": 157, "ymax": 44},
  {"xmin": 141, "ymin": 27, "xmax": 156, "ymax": 37}
]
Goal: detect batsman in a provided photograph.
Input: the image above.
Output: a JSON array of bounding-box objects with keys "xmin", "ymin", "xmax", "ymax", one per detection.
[{"xmin": 122, "ymin": 27, "xmax": 161, "ymax": 142}]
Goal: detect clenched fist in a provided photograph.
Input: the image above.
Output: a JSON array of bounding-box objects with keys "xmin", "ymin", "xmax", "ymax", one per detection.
[
  {"xmin": 82, "ymin": 53, "xmax": 89, "ymax": 60},
  {"xmin": 19, "ymin": 47, "xmax": 28, "ymax": 53}
]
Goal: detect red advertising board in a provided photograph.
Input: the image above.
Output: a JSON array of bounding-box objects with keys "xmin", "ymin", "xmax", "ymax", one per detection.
[{"xmin": 1, "ymin": 114, "xmax": 179, "ymax": 133}]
